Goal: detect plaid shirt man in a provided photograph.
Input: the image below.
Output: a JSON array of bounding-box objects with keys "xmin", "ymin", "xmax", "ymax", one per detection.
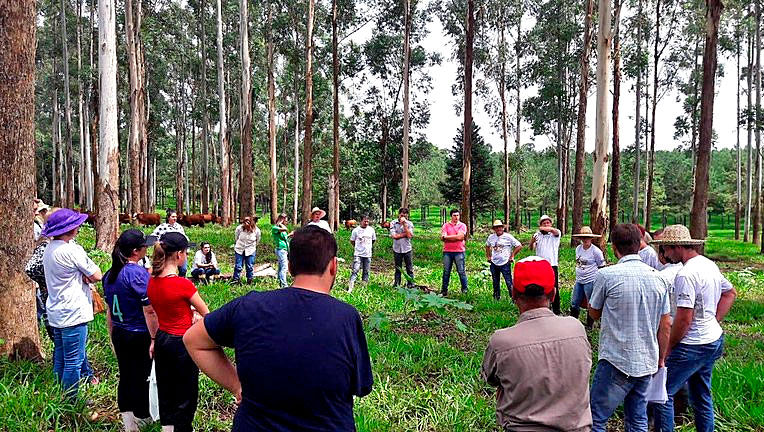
[{"xmin": 589, "ymin": 254, "xmax": 671, "ymax": 377}]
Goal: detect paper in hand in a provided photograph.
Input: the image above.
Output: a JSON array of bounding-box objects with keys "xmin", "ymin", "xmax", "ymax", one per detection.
[{"xmin": 646, "ymin": 366, "xmax": 668, "ymax": 404}]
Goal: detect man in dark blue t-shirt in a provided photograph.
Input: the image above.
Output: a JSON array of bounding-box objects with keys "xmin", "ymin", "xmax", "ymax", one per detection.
[{"xmin": 184, "ymin": 226, "xmax": 373, "ymax": 431}]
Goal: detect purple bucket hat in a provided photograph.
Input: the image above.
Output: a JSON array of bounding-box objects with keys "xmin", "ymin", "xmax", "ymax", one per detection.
[{"xmin": 40, "ymin": 208, "xmax": 89, "ymax": 238}]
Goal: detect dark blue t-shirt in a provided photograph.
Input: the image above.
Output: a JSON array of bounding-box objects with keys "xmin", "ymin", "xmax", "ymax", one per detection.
[
  {"xmin": 104, "ymin": 263, "xmax": 151, "ymax": 332},
  {"xmin": 204, "ymin": 287, "xmax": 373, "ymax": 432}
]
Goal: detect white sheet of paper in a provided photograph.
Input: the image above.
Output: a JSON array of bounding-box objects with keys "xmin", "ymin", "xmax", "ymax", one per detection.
[{"xmin": 646, "ymin": 366, "xmax": 668, "ymax": 404}]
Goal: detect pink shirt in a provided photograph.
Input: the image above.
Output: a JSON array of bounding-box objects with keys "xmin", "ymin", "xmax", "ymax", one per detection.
[{"xmin": 441, "ymin": 222, "xmax": 467, "ymax": 253}]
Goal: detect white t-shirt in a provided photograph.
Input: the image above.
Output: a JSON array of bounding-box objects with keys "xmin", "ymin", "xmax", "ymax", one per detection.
[
  {"xmin": 673, "ymin": 255, "xmax": 733, "ymax": 345},
  {"xmin": 350, "ymin": 226, "xmax": 376, "ymax": 258},
  {"xmin": 43, "ymin": 240, "xmax": 100, "ymax": 328},
  {"xmin": 193, "ymin": 250, "xmax": 219, "ymax": 270},
  {"xmin": 575, "ymin": 244, "xmax": 605, "ymax": 284},
  {"xmin": 485, "ymin": 233, "xmax": 521, "ymax": 266},
  {"xmin": 639, "ymin": 246, "xmax": 664, "ymax": 270},
  {"xmin": 660, "ymin": 263, "xmax": 683, "ymax": 317},
  {"xmin": 307, "ymin": 219, "xmax": 332, "ymax": 233},
  {"xmin": 533, "ymin": 231, "xmax": 560, "ymax": 266},
  {"xmin": 34, "ymin": 220, "xmax": 43, "ymax": 241}
]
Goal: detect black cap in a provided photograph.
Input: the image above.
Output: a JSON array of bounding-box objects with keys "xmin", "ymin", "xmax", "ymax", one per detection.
[
  {"xmin": 118, "ymin": 229, "xmax": 157, "ymax": 252},
  {"xmin": 159, "ymin": 232, "xmax": 196, "ymax": 253}
]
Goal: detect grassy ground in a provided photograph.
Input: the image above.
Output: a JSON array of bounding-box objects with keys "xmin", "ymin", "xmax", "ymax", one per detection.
[{"xmin": 1, "ymin": 213, "xmax": 763, "ymax": 431}]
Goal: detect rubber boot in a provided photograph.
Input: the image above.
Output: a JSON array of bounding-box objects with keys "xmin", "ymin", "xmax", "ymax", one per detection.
[
  {"xmin": 585, "ymin": 312, "xmax": 595, "ymax": 330},
  {"xmin": 569, "ymin": 307, "xmax": 581, "ymax": 320}
]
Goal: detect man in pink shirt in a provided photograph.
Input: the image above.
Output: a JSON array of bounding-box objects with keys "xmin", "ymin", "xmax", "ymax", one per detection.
[{"xmin": 441, "ymin": 209, "xmax": 468, "ymax": 295}]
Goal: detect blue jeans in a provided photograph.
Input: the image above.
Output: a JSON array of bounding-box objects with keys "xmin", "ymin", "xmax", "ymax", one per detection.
[
  {"xmin": 190, "ymin": 267, "xmax": 221, "ymax": 279},
  {"xmin": 570, "ymin": 281, "xmax": 594, "ymax": 313},
  {"xmin": 653, "ymin": 336, "xmax": 724, "ymax": 432},
  {"xmin": 53, "ymin": 323, "xmax": 89, "ymax": 398},
  {"xmin": 178, "ymin": 259, "xmax": 188, "ymax": 277},
  {"xmin": 442, "ymin": 252, "xmax": 468, "ymax": 294},
  {"xmin": 590, "ymin": 359, "xmax": 651, "ymax": 432},
  {"xmin": 350, "ymin": 256, "xmax": 371, "ymax": 284},
  {"xmin": 233, "ymin": 252, "xmax": 255, "ymax": 282},
  {"xmin": 276, "ymin": 248, "xmax": 288, "ymax": 288},
  {"xmin": 489, "ymin": 262, "xmax": 512, "ymax": 299}
]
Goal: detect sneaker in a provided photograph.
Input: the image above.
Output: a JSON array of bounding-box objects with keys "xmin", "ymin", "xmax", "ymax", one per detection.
[{"xmin": 348, "ymin": 281, "xmax": 354, "ymax": 293}]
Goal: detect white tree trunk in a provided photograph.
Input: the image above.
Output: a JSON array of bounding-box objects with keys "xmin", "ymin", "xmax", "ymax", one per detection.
[
  {"xmin": 590, "ymin": 0, "xmax": 612, "ymax": 242},
  {"xmin": 401, "ymin": 0, "xmax": 411, "ymax": 208},
  {"xmin": 293, "ymin": 69, "xmax": 300, "ymax": 225},
  {"xmin": 216, "ymin": 0, "xmax": 230, "ymax": 225},
  {"xmin": 96, "ymin": 0, "xmax": 120, "ymax": 251}
]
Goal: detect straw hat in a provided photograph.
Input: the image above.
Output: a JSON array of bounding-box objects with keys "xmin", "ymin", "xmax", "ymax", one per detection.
[
  {"xmin": 35, "ymin": 200, "xmax": 50, "ymax": 214},
  {"xmin": 572, "ymin": 226, "xmax": 601, "ymax": 238},
  {"xmin": 310, "ymin": 207, "xmax": 327, "ymax": 219},
  {"xmin": 650, "ymin": 224, "xmax": 705, "ymax": 245},
  {"xmin": 491, "ymin": 219, "xmax": 505, "ymax": 228}
]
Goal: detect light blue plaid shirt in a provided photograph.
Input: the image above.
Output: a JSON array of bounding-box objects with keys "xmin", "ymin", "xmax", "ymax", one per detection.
[{"xmin": 590, "ymin": 254, "xmax": 671, "ymax": 377}]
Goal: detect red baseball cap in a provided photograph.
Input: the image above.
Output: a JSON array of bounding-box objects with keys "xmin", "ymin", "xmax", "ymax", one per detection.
[{"xmin": 513, "ymin": 256, "xmax": 556, "ymax": 296}]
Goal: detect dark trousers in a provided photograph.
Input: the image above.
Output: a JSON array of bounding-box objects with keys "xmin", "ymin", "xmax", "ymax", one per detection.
[
  {"xmin": 190, "ymin": 267, "xmax": 221, "ymax": 280},
  {"xmin": 155, "ymin": 330, "xmax": 199, "ymax": 431},
  {"xmin": 490, "ymin": 262, "xmax": 513, "ymax": 299},
  {"xmin": 551, "ymin": 266, "xmax": 561, "ymax": 314},
  {"xmin": 393, "ymin": 251, "xmax": 414, "ymax": 288},
  {"xmin": 111, "ymin": 326, "xmax": 152, "ymax": 418}
]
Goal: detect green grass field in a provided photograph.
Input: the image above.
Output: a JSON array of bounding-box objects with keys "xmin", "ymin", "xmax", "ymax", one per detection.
[{"xmin": 2, "ymin": 211, "xmax": 763, "ymax": 431}]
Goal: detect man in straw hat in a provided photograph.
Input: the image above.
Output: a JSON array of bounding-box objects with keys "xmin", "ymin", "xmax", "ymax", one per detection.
[
  {"xmin": 307, "ymin": 207, "xmax": 332, "ymax": 233},
  {"xmin": 484, "ymin": 220, "xmax": 522, "ymax": 300},
  {"xmin": 587, "ymin": 223, "xmax": 672, "ymax": 432},
  {"xmin": 34, "ymin": 199, "xmax": 51, "ymax": 241},
  {"xmin": 482, "ymin": 256, "xmax": 592, "ymax": 431},
  {"xmin": 530, "ymin": 214, "xmax": 562, "ymax": 314},
  {"xmin": 651, "ymin": 225, "xmax": 737, "ymax": 432},
  {"xmin": 41, "ymin": 208, "xmax": 104, "ymax": 399},
  {"xmin": 570, "ymin": 226, "xmax": 605, "ymax": 328}
]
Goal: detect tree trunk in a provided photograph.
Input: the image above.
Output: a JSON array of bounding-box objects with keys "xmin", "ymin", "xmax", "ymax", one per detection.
[
  {"xmin": 200, "ymin": 0, "xmax": 210, "ymax": 214},
  {"xmin": 175, "ymin": 80, "xmax": 186, "ymax": 216},
  {"xmin": 53, "ymin": 88, "xmax": 62, "ymax": 206},
  {"xmin": 96, "ymin": 0, "xmax": 120, "ymax": 252},
  {"xmin": 755, "ymin": 2, "xmax": 761, "ymax": 244},
  {"xmin": 572, "ymin": 0, "xmax": 594, "ymax": 245},
  {"xmin": 514, "ymin": 18, "xmax": 522, "ymax": 231},
  {"xmin": 75, "ymin": 0, "xmax": 88, "ymax": 209},
  {"xmin": 60, "ymin": 0, "xmax": 75, "ymax": 208},
  {"xmin": 590, "ymin": 0, "xmax": 612, "ymax": 249},
  {"xmin": 293, "ymin": 55, "xmax": 300, "ymax": 224},
  {"xmin": 301, "ymin": 0, "xmax": 315, "ymax": 224},
  {"xmin": 690, "ymin": 0, "xmax": 723, "ymax": 241},
  {"xmin": 499, "ymin": 25, "xmax": 510, "ymax": 225},
  {"xmin": 239, "ymin": 0, "xmax": 254, "ymax": 218},
  {"xmin": 0, "ymin": 0, "xmax": 43, "ymax": 360},
  {"xmin": 216, "ymin": 0, "xmax": 231, "ymax": 225},
  {"xmin": 330, "ymin": 0, "xmax": 341, "ymax": 229},
  {"xmin": 401, "ymin": 0, "xmax": 411, "ymax": 209},
  {"xmin": 125, "ymin": 0, "xmax": 142, "ymax": 214},
  {"xmin": 267, "ymin": 1, "xmax": 278, "ymax": 223},
  {"xmin": 461, "ymin": 0, "xmax": 475, "ymax": 236},
  {"xmin": 746, "ymin": 23, "xmax": 753, "ymax": 242},
  {"xmin": 86, "ymin": 0, "xmax": 96, "ymax": 210},
  {"xmin": 632, "ymin": 0, "xmax": 642, "ymax": 223},
  {"xmin": 645, "ymin": 0, "xmax": 663, "ymax": 231},
  {"xmin": 736, "ymin": 15, "xmax": 742, "ymax": 240},
  {"xmin": 609, "ymin": 1, "xmax": 622, "ymax": 238}
]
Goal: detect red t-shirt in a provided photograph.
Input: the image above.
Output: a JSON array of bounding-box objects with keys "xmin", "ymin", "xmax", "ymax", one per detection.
[
  {"xmin": 441, "ymin": 222, "xmax": 467, "ymax": 253},
  {"xmin": 147, "ymin": 275, "xmax": 198, "ymax": 336}
]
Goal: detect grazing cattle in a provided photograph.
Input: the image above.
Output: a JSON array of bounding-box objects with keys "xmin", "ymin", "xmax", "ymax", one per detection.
[
  {"xmin": 213, "ymin": 215, "xmax": 223, "ymax": 225},
  {"xmin": 119, "ymin": 213, "xmax": 132, "ymax": 224},
  {"xmin": 381, "ymin": 220, "xmax": 391, "ymax": 229},
  {"xmin": 79, "ymin": 210, "xmax": 96, "ymax": 225},
  {"xmin": 134, "ymin": 212, "xmax": 161, "ymax": 226},
  {"xmin": 179, "ymin": 213, "xmax": 206, "ymax": 228},
  {"xmin": 201, "ymin": 213, "xmax": 215, "ymax": 222},
  {"xmin": 344, "ymin": 219, "xmax": 357, "ymax": 229}
]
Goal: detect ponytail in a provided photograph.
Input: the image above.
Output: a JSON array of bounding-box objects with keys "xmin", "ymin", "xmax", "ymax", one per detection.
[
  {"xmin": 107, "ymin": 244, "xmax": 129, "ymax": 284},
  {"xmin": 152, "ymin": 243, "xmax": 168, "ymax": 277}
]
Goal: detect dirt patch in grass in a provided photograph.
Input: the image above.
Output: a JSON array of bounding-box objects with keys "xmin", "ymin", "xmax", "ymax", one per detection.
[{"xmin": 394, "ymin": 311, "xmax": 476, "ymax": 351}]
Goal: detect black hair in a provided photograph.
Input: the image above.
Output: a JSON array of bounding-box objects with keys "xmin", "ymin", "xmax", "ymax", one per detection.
[
  {"xmin": 518, "ymin": 283, "xmax": 547, "ymax": 298},
  {"xmin": 398, "ymin": 207, "xmax": 409, "ymax": 215},
  {"xmin": 201, "ymin": 242, "xmax": 212, "ymax": 263},
  {"xmin": 107, "ymin": 237, "xmax": 141, "ymax": 284},
  {"xmin": 611, "ymin": 223, "xmax": 641, "ymax": 256},
  {"xmin": 288, "ymin": 226, "xmax": 337, "ymax": 277},
  {"xmin": 361, "ymin": 214, "xmax": 370, "ymax": 221},
  {"xmin": 166, "ymin": 209, "xmax": 177, "ymax": 222},
  {"xmin": 450, "ymin": 208, "xmax": 460, "ymax": 216}
]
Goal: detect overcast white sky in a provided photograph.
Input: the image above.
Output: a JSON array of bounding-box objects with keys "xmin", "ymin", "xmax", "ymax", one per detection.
[{"xmin": 417, "ymin": 17, "xmax": 742, "ymax": 154}]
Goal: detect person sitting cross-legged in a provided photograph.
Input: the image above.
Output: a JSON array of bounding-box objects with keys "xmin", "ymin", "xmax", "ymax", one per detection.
[
  {"xmin": 183, "ymin": 226, "xmax": 373, "ymax": 432},
  {"xmin": 190, "ymin": 242, "xmax": 221, "ymax": 283},
  {"xmin": 482, "ymin": 256, "xmax": 593, "ymax": 431}
]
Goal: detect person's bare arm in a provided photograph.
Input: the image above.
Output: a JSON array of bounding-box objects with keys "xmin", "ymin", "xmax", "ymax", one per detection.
[
  {"xmin": 529, "ymin": 235, "xmax": 537, "ymax": 251},
  {"xmin": 485, "ymin": 246, "xmax": 492, "ymax": 261},
  {"xmin": 189, "ymin": 292, "xmax": 210, "ymax": 316},
  {"xmin": 587, "ymin": 306, "xmax": 602, "ymax": 320},
  {"xmin": 669, "ymin": 307, "xmax": 694, "ymax": 350},
  {"xmin": 657, "ymin": 313, "xmax": 672, "ymax": 367},
  {"xmin": 403, "ymin": 222, "xmax": 412, "ymax": 238},
  {"xmin": 183, "ymin": 321, "xmax": 242, "ymax": 403},
  {"xmin": 511, "ymin": 245, "xmax": 523, "ymax": 260},
  {"xmin": 716, "ymin": 288, "xmax": 737, "ymax": 322},
  {"xmin": 143, "ymin": 305, "xmax": 159, "ymax": 358}
]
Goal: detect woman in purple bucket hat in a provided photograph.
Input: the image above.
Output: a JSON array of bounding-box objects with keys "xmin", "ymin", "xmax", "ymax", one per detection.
[{"xmin": 41, "ymin": 208, "xmax": 103, "ymax": 399}]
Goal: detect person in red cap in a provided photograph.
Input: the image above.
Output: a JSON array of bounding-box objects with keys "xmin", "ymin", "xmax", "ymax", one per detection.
[{"xmin": 482, "ymin": 256, "xmax": 592, "ymax": 431}]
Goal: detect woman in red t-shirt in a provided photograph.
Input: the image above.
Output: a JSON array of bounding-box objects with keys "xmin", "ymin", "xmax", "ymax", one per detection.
[{"xmin": 147, "ymin": 232, "xmax": 209, "ymax": 432}]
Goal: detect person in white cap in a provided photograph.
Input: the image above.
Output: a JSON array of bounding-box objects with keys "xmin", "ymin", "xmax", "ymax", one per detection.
[
  {"xmin": 307, "ymin": 207, "xmax": 332, "ymax": 233},
  {"xmin": 484, "ymin": 220, "xmax": 522, "ymax": 300},
  {"xmin": 651, "ymin": 225, "xmax": 737, "ymax": 432},
  {"xmin": 529, "ymin": 214, "xmax": 562, "ymax": 314}
]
